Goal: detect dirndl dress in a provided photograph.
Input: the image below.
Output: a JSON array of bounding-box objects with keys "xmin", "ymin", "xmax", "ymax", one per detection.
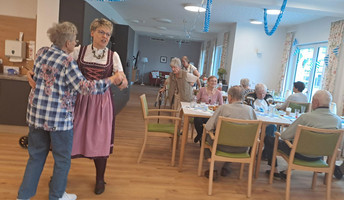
[{"xmin": 71, "ymin": 46, "xmax": 115, "ymax": 159}]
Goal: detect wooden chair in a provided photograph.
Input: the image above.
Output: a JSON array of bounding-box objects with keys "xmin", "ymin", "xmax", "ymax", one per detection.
[
  {"xmin": 269, "ymin": 125, "xmax": 344, "ymax": 200},
  {"xmin": 286, "ymin": 101, "xmax": 311, "ymax": 113},
  {"xmin": 198, "ymin": 117, "xmax": 262, "ymax": 197},
  {"xmin": 137, "ymin": 94, "xmax": 181, "ymax": 166}
]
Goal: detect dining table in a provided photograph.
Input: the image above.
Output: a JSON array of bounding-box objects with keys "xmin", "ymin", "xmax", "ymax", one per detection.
[{"xmin": 178, "ymin": 102, "xmax": 295, "ymax": 175}]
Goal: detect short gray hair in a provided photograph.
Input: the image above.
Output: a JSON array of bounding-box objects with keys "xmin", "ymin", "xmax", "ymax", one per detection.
[
  {"xmin": 227, "ymin": 85, "xmax": 244, "ymax": 101},
  {"xmin": 313, "ymin": 90, "xmax": 332, "ymax": 107},
  {"xmin": 47, "ymin": 22, "xmax": 78, "ymax": 49},
  {"xmin": 170, "ymin": 57, "xmax": 181, "ymax": 68},
  {"xmin": 255, "ymin": 83, "xmax": 267, "ymax": 92},
  {"xmin": 90, "ymin": 18, "xmax": 113, "ymax": 33},
  {"xmin": 240, "ymin": 78, "xmax": 250, "ymax": 88}
]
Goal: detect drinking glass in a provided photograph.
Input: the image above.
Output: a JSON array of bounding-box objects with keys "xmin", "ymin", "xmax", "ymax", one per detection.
[
  {"xmin": 295, "ymin": 109, "xmax": 300, "ymax": 118},
  {"xmin": 300, "ymin": 106, "xmax": 306, "ymax": 114}
]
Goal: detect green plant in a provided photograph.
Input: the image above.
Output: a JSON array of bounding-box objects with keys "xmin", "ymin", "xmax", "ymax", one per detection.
[{"xmin": 217, "ymin": 68, "xmax": 227, "ymax": 80}]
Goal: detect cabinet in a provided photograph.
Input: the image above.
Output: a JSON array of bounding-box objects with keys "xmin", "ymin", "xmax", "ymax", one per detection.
[
  {"xmin": 0, "ymin": 74, "xmax": 30, "ymax": 126},
  {"xmin": 59, "ymin": 0, "xmax": 135, "ymax": 115}
]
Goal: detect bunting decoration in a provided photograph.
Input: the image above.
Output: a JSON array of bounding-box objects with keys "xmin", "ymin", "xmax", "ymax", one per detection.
[
  {"xmin": 324, "ymin": 54, "xmax": 329, "ymax": 67},
  {"xmin": 203, "ymin": 0, "xmax": 212, "ymax": 32},
  {"xmin": 333, "ymin": 45, "xmax": 339, "ymax": 56},
  {"xmin": 264, "ymin": 0, "xmax": 288, "ymax": 36}
]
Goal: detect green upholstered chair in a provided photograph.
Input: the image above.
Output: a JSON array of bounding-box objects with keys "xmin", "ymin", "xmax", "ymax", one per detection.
[
  {"xmin": 198, "ymin": 116, "xmax": 262, "ymax": 197},
  {"xmin": 137, "ymin": 94, "xmax": 181, "ymax": 166},
  {"xmin": 286, "ymin": 101, "xmax": 311, "ymax": 113},
  {"xmin": 269, "ymin": 125, "xmax": 344, "ymax": 200}
]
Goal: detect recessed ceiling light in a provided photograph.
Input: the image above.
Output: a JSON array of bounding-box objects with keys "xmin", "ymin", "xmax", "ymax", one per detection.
[
  {"xmin": 266, "ymin": 9, "xmax": 281, "ymax": 15},
  {"xmin": 250, "ymin": 19, "xmax": 262, "ymax": 25},
  {"xmin": 184, "ymin": 5, "xmax": 206, "ymax": 13},
  {"xmin": 130, "ymin": 19, "xmax": 140, "ymax": 23},
  {"xmin": 156, "ymin": 26, "xmax": 167, "ymax": 30},
  {"xmin": 155, "ymin": 18, "xmax": 172, "ymax": 23}
]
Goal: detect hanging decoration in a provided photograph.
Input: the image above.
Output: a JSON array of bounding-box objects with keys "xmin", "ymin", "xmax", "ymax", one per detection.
[
  {"xmin": 333, "ymin": 45, "xmax": 339, "ymax": 56},
  {"xmin": 203, "ymin": 0, "xmax": 212, "ymax": 32},
  {"xmin": 264, "ymin": 0, "xmax": 288, "ymax": 36},
  {"xmin": 324, "ymin": 54, "xmax": 329, "ymax": 67}
]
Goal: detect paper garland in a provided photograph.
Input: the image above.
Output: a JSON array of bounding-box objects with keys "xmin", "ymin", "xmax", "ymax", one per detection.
[
  {"xmin": 203, "ymin": 0, "xmax": 212, "ymax": 32},
  {"xmin": 264, "ymin": 0, "xmax": 288, "ymax": 36}
]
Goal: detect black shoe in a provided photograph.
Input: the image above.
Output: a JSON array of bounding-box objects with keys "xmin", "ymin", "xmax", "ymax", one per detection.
[
  {"xmin": 220, "ymin": 167, "xmax": 230, "ymax": 177},
  {"xmin": 95, "ymin": 180, "xmax": 106, "ymax": 195},
  {"xmin": 204, "ymin": 170, "xmax": 218, "ymax": 180},
  {"xmin": 266, "ymin": 170, "xmax": 286, "ymax": 180},
  {"xmin": 334, "ymin": 165, "xmax": 343, "ymax": 180},
  {"xmin": 194, "ymin": 135, "xmax": 201, "ymax": 143}
]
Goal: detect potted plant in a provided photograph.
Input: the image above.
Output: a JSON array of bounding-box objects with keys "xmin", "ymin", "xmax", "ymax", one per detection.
[{"xmin": 217, "ymin": 68, "xmax": 227, "ymax": 84}]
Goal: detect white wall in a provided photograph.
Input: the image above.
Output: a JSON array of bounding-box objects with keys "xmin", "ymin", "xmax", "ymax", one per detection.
[
  {"xmin": 35, "ymin": 0, "xmax": 60, "ymax": 50},
  {"xmin": 137, "ymin": 35, "xmax": 202, "ymax": 84},
  {"xmin": 0, "ymin": 0, "xmax": 37, "ymax": 19},
  {"xmin": 229, "ymin": 23, "xmax": 286, "ymax": 90},
  {"xmin": 287, "ymin": 17, "xmax": 343, "ymax": 44}
]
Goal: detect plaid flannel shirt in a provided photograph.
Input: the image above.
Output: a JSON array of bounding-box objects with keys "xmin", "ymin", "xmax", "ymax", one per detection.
[{"xmin": 27, "ymin": 45, "xmax": 112, "ymax": 131}]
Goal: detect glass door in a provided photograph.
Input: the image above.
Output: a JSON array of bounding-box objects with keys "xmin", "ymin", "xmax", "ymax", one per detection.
[{"xmin": 293, "ymin": 43, "xmax": 327, "ymax": 100}]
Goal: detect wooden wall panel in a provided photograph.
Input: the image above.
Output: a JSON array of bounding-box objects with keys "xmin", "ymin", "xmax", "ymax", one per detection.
[{"xmin": 0, "ymin": 15, "xmax": 36, "ymax": 74}]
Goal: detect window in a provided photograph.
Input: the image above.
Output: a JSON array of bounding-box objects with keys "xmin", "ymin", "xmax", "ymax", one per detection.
[
  {"xmin": 286, "ymin": 42, "xmax": 327, "ymax": 100},
  {"xmin": 210, "ymin": 45, "xmax": 222, "ymax": 77},
  {"xmin": 199, "ymin": 50, "xmax": 206, "ymax": 75}
]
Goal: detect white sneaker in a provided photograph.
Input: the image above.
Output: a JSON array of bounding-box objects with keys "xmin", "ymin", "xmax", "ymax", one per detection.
[{"xmin": 58, "ymin": 192, "xmax": 77, "ymax": 200}]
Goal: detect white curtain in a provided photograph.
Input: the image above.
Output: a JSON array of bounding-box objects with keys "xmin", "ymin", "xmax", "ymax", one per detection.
[
  {"xmin": 277, "ymin": 32, "xmax": 295, "ymax": 95},
  {"xmin": 322, "ymin": 20, "xmax": 344, "ymax": 115}
]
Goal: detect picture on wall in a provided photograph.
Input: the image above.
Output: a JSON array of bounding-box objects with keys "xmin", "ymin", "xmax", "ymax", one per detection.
[{"xmin": 160, "ymin": 56, "xmax": 167, "ymax": 63}]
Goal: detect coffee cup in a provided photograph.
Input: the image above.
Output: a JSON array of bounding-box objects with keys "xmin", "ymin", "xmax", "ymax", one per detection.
[{"xmin": 286, "ymin": 107, "xmax": 291, "ymax": 116}]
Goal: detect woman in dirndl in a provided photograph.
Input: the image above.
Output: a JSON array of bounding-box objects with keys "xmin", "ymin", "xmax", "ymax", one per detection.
[{"xmin": 71, "ymin": 18, "xmax": 128, "ymax": 195}]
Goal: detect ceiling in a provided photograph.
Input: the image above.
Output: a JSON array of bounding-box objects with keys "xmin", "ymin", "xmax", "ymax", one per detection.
[{"xmin": 101, "ymin": 0, "xmax": 344, "ymax": 41}]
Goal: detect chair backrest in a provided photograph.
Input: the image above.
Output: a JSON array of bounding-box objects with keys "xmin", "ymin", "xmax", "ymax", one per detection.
[
  {"xmin": 292, "ymin": 125, "xmax": 344, "ymax": 158},
  {"xmin": 215, "ymin": 117, "xmax": 262, "ymax": 148},
  {"xmin": 140, "ymin": 94, "xmax": 148, "ymax": 119},
  {"xmin": 287, "ymin": 101, "xmax": 311, "ymax": 113}
]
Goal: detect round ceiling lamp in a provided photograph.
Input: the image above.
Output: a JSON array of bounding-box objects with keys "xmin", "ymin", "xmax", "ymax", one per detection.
[{"xmin": 184, "ymin": 5, "xmax": 206, "ymax": 12}]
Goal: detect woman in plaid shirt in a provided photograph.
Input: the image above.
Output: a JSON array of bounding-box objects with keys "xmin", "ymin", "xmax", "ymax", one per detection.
[{"xmin": 17, "ymin": 22, "xmax": 120, "ymax": 200}]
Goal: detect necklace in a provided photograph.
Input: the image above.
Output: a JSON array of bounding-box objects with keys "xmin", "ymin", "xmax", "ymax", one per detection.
[{"xmin": 91, "ymin": 45, "xmax": 106, "ymax": 59}]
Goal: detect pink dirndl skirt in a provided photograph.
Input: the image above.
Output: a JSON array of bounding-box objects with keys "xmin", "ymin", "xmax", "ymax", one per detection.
[{"xmin": 71, "ymin": 89, "xmax": 114, "ymax": 159}]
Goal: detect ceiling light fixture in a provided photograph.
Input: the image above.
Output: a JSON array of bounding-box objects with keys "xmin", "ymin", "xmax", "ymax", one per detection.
[
  {"xmin": 266, "ymin": 9, "xmax": 281, "ymax": 15},
  {"xmin": 156, "ymin": 26, "xmax": 167, "ymax": 30},
  {"xmin": 184, "ymin": 5, "xmax": 206, "ymax": 13},
  {"xmin": 250, "ymin": 19, "xmax": 262, "ymax": 25},
  {"xmin": 154, "ymin": 18, "xmax": 172, "ymax": 23}
]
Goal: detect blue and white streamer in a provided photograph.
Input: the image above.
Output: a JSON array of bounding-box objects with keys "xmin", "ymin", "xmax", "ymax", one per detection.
[
  {"xmin": 203, "ymin": 0, "xmax": 212, "ymax": 32},
  {"xmin": 264, "ymin": 0, "xmax": 288, "ymax": 36},
  {"xmin": 324, "ymin": 54, "xmax": 329, "ymax": 67},
  {"xmin": 333, "ymin": 46, "xmax": 339, "ymax": 56}
]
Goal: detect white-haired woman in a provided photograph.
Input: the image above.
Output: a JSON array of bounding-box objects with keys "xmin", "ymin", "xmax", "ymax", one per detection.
[
  {"xmin": 160, "ymin": 57, "xmax": 198, "ymax": 110},
  {"xmin": 18, "ymin": 22, "xmax": 119, "ymax": 200}
]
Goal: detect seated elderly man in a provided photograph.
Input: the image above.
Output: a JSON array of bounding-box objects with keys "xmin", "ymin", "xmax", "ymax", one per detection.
[
  {"xmin": 276, "ymin": 81, "xmax": 308, "ymax": 111},
  {"xmin": 245, "ymin": 83, "xmax": 273, "ymax": 111},
  {"xmin": 203, "ymin": 86, "xmax": 257, "ymax": 178},
  {"xmin": 160, "ymin": 57, "xmax": 198, "ymax": 110},
  {"xmin": 265, "ymin": 90, "xmax": 342, "ymax": 177}
]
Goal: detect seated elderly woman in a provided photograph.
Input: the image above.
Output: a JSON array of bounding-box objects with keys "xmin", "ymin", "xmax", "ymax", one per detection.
[
  {"xmin": 240, "ymin": 78, "xmax": 254, "ymax": 97},
  {"xmin": 276, "ymin": 81, "xmax": 308, "ymax": 111},
  {"xmin": 193, "ymin": 76, "xmax": 223, "ymax": 143},
  {"xmin": 160, "ymin": 57, "xmax": 198, "ymax": 110}
]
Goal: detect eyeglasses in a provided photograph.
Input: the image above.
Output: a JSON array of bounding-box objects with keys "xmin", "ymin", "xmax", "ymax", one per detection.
[{"xmin": 97, "ymin": 30, "xmax": 111, "ymax": 37}]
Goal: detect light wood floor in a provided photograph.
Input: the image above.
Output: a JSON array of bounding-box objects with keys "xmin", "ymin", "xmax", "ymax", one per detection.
[{"xmin": 1, "ymin": 85, "xmax": 344, "ymax": 200}]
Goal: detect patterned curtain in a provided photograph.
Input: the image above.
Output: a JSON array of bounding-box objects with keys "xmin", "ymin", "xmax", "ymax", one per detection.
[
  {"xmin": 203, "ymin": 40, "xmax": 211, "ymax": 74},
  {"xmin": 220, "ymin": 32, "xmax": 230, "ymax": 69},
  {"xmin": 322, "ymin": 20, "xmax": 344, "ymax": 93},
  {"xmin": 277, "ymin": 32, "xmax": 295, "ymax": 94}
]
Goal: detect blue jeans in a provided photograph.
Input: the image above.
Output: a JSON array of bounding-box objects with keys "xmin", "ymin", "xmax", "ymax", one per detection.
[{"xmin": 17, "ymin": 127, "xmax": 73, "ymax": 200}]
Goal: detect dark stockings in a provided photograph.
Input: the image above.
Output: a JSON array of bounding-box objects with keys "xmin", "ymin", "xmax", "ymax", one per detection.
[{"xmin": 94, "ymin": 158, "xmax": 107, "ymax": 182}]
